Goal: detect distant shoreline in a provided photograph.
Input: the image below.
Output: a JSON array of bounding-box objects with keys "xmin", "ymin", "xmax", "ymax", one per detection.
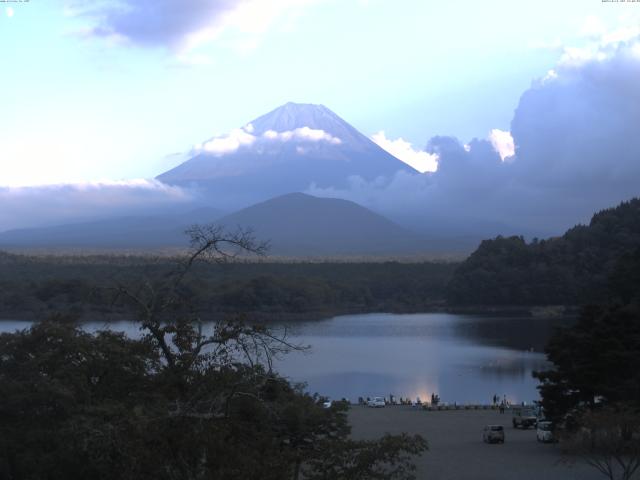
[{"xmin": 0, "ymin": 304, "xmax": 579, "ymax": 324}]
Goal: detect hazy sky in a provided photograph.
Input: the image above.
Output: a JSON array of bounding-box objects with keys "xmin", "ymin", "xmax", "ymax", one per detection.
[{"xmin": 1, "ymin": 0, "xmax": 638, "ymax": 186}]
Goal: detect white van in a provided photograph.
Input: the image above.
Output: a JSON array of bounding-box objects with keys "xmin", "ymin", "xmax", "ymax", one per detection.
[{"xmin": 536, "ymin": 421, "xmax": 554, "ymax": 443}]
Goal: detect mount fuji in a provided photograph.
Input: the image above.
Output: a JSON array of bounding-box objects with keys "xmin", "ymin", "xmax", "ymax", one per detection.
[
  {"xmin": 157, "ymin": 102, "xmax": 416, "ymax": 209},
  {"xmin": 0, "ymin": 104, "xmax": 440, "ymax": 256}
]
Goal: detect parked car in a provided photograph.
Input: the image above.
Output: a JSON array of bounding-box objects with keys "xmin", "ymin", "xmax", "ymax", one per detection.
[
  {"xmin": 483, "ymin": 425, "xmax": 505, "ymax": 444},
  {"xmin": 367, "ymin": 397, "xmax": 386, "ymax": 408},
  {"xmin": 511, "ymin": 406, "xmax": 537, "ymax": 429},
  {"xmin": 536, "ymin": 421, "xmax": 554, "ymax": 443}
]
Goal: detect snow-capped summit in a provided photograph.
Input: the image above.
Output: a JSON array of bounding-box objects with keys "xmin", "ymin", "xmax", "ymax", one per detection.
[
  {"xmin": 247, "ymin": 102, "xmax": 372, "ymax": 149},
  {"xmin": 157, "ymin": 103, "xmax": 415, "ymax": 209}
]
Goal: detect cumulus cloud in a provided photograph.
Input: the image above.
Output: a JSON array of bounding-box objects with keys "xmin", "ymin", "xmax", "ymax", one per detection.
[
  {"xmin": 488, "ymin": 129, "xmax": 515, "ymax": 161},
  {"xmin": 198, "ymin": 127, "xmax": 257, "ymax": 155},
  {"xmin": 371, "ymin": 131, "xmax": 438, "ymax": 173},
  {"xmin": 309, "ymin": 31, "xmax": 640, "ymax": 240},
  {"xmin": 193, "ymin": 125, "xmax": 341, "ymax": 156},
  {"xmin": 68, "ymin": 0, "xmax": 322, "ymax": 54},
  {"xmin": 263, "ymin": 127, "xmax": 341, "ymax": 144},
  {"xmin": 0, "ymin": 180, "xmax": 192, "ymax": 231},
  {"xmin": 511, "ymin": 34, "xmax": 640, "ymax": 191},
  {"xmin": 556, "ymin": 21, "xmax": 640, "ymax": 68}
]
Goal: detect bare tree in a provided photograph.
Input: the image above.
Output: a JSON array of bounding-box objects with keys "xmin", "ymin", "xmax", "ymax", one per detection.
[
  {"xmin": 561, "ymin": 406, "xmax": 640, "ymax": 480},
  {"xmin": 108, "ymin": 225, "xmax": 303, "ymax": 412}
]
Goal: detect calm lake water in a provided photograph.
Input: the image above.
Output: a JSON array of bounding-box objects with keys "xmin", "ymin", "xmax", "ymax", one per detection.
[{"xmin": 0, "ymin": 313, "xmax": 572, "ymax": 405}]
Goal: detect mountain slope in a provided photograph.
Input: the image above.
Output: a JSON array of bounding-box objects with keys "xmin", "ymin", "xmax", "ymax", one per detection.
[
  {"xmin": 216, "ymin": 192, "xmax": 426, "ymax": 256},
  {"xmin": 0, "ymin": 193, "xmax": 428, "ymax": 256},
  {"xmin": 156, "ymin": 103, "xmax": 415, "ymax": 209},
  {"xmin": 0, "ymin": 208, "xmax": 222, "ymax": 249}
]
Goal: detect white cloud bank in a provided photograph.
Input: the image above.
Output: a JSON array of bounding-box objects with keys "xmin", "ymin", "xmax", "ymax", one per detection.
[
  {"xmin": 0, "ymin": 180, "xmax": 191, "ymax": 231},
  {"xmin": 194, "ymin": 124, "xmax": 342, "ymax": 156},
  {"xmin": 200, "ymin": 127, "xmax": 258, "ymax": 155},
  {"xmin": 263, "ymin": 126, "xmax": 342, "ymax": 144},
  {"xmin": 370, "ymin": 131, "xmax": 438, "ymax": 173}
]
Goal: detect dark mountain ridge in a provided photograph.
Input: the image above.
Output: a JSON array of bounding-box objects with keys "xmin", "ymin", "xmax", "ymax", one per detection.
[
  {"xmin": 216, "ymin": 192, "xmax": 426, "ymax": 256},
  {"xmin": 0, "ymin": 193, "xmax": 429, "ymax": 256}
]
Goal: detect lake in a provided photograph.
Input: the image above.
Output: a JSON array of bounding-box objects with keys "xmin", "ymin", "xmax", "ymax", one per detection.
[{"xmin": 0, "ymin": 313, "xmax": 572, "ymax": 405}]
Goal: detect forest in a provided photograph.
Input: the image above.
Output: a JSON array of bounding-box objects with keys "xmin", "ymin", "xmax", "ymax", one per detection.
[
  {"xmin": 446, "ymin": 198, "xmax": 640, "ymax": 306},
  {"xmin": 0, "ymin": 251, "xmax": 456, "ymax": 321}
]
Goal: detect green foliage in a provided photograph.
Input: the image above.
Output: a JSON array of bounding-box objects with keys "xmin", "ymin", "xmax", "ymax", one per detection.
[
  {"xmin": 608, "ymin": 247, "xmax": 640, "ymax": 305},
  {"xmin": 447, "ymin": 198, "xmax": 640, "ymax": 305},
  {"xmin": 0, "ymin": 320, "xmax": 427, "ymax": 480},
  {"xmin": 0, "ymin": 319, "xmax": 160, "ymax": 480},
  {"xmin": 534, "ymin": 238, "xmax": 640, "ymax": 424},
  {"xmin": 534, "ymin": 304, "xmax": 640, "ymax": 424}
]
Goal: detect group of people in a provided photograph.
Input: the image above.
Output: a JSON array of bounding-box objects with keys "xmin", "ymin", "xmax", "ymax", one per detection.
[
  {"xmin": 492, "ymin": 394, "xmax": 510, "ymax": 413},
  {"xmin": 357, "ymin": 394, "xmax": 442, "ymax": 406}
]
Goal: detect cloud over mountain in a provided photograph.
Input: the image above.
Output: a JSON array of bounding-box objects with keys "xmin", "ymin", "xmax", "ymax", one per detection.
[
  {"xmin": 194, "ymin": 124, "xmax": 342, "ymax": 156},
  {"xmin": 309, "ymin": 33, "xmax": 640, "ymax": 237},
  {"xmin": 371, "ymin": 131, "xmax": 438, "ymax": 173},
  {"xmin": 0, "ymin": 180, "xmax": 190, "ymax": 231},
  {"xmin": 157, "ymin": 102, "xmax": 416, "ymax": 210}
]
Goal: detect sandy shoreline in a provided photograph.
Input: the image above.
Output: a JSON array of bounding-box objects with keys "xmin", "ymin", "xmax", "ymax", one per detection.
[{"xmin": 348, "ymin": 406, "xmax": 601, "ymax": 480}]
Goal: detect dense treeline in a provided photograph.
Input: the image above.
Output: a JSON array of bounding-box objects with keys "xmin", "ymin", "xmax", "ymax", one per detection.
[
  {"xmin": 0, "ymin": 252, "xmax": 456, "ymax": 320},
  {"xmin": 535, "ymin": 246, "xmax": 640, "ymax": 423},
  {"xmin": 446, "ymin": 198, "xmax": 640, "ymax": 305},
  {"xmin": 532, "ymin": 246, "xmax": 640, "ymax": 479}
]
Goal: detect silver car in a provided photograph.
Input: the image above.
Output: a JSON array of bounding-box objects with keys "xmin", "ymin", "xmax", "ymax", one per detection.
[{"xmin": 367, "ymin": 397, "xmax": 386, "ymax": 408}]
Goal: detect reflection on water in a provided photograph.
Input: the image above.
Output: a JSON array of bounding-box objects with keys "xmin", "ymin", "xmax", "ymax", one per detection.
[
  {"xmin": 0, "ymin": 313, "xmax": 573, "ymax": 404},
  {"xmin": 274, "ymin": 313, "xmax": 573, "ymax": 404}
]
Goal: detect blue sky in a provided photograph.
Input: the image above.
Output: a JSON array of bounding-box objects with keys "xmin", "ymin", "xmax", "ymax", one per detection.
[{"xmin": 1, "ymin": 0, "xmax": 638, "ymax": 186}]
